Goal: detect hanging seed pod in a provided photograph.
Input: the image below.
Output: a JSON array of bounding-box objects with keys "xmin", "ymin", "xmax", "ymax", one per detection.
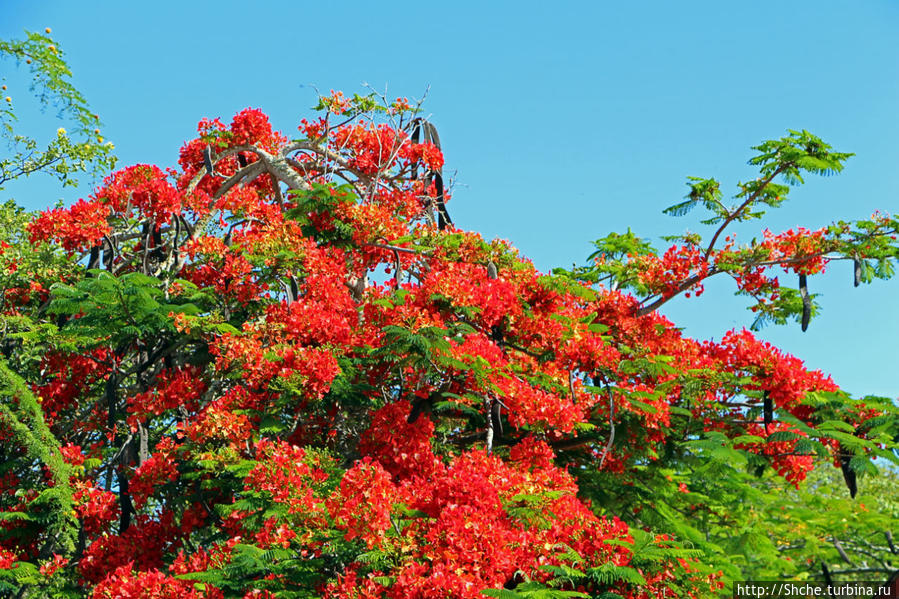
[
  {"xmin": 203, "ymin": 146, "xmax": 215, "ymax": 175},
  {"xmin": 799, "ymin": 273, "xmax": 811, "ymax": 332},
  {"xmin": 491, "ymin": 400, "xmax": 503, "ymax": 437},
  {"xmin": 102, "ymin": 236, "xmax": 115, "ymax": 271},
  {"xmin": 763, "ymin": 390, "xmax": 773, "ymax": 428},
  {"xmin": 151, "ymin": 226, "xmax": 164, "ymax": 262},
  {"xmin": 435, "ymin": 172, "xmax": 451, "ymax": 230},
  {"xmin": 885, "ymin": 531, "xmax": 897, "ymax": 554},
  {"xmin": 410, "ymin": 118, "xmax": 451, "ymax": 229},
  {"xmin": 288, "ymin": 275, "xmax": 299, "ymax": 304},
  {"xmin": 87, "ymin": 244, "xmax": 101, "ymax": 271},
  {"xmin": 839, "ymin": 445, "xmax": 858, "ymax": 498},
  {"xmin": 424, "ymin": 121, "xmax": 441, "ymax": 149},
  {"xmin": 487, "ymin": 260, "xmax": 498, "ymax": 280},
  {"xmin": 410, "ymin": 118, "xmax": 422, "ymax": 180},
  {"xmin": 408, "ymin": 391, "xmax": 434, "ymax": 424},
  {"xmin": 821, "ymin": 562, "xmax": 833, "ymax": 586},
  {"xmin": 488, "ymin": 260, "xmax": 504, "ymax": 346},
  {"xmin": 854, "ymin": 255, "xmax": 862, "ymax": 287},
  {"xmin": 833, "ymin": 540, "xmax": 851, "ymax": 564},
  {"xmin": 393, "ymin": 249, "xmax": 402, "ymax": 291}
]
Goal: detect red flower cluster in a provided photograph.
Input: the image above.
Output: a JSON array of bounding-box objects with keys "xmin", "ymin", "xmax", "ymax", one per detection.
[
  {"xmin": 739, "ymin": 422, "xmax": 814, "ymax": 486},
  {"xmin": 634, "ymin": 244, "xmax": 709, "ymax": 298},
  {"xmin": 29, "ymin": 198, "xmax": 111, "ymax": 252},
  {"xmin": 127, "ymin": 366, "xmax": 206, "ymax": 430},
  {"xmin": 760, "ymin": 227, "xmax": 829, "ymax": 275},
  {"xmin": 93, "ymin": 164, "xmax": 182, "ymax": 225},
  {"xmin": 90, "ymin": 563, "xmax": 220, "ymax": 599},
  {"xmin": 73, "ymin": 482, "xmax": 120, "ymax": 535},
  {"xmin": 329, "ymin": 404, "xmax": 647, "ymax": 598}
]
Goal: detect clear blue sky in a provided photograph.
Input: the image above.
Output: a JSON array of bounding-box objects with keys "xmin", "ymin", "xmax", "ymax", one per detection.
[{"xmin": 2, "ymin": 1, "xmax": 897, "ymax": 398}]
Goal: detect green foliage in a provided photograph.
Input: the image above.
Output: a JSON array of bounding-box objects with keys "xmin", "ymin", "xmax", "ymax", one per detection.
[
  {"xmin": 663, "ymin": 177, "xmax": 725, "ymax": 223},
  {"xmin": 48, "ymin": 271, "xmax": 201, "ymax": 348},
  {"xmin": 561, "ymin": 229, "xmax": 657, "ymax": 294},
  {"xmin": 176, "ymin": 542, "xmax": 327, "ymax": 597},
  {"xmin": 483, "ymin": 530, "xmax": 706, "ymax": 598},
  {"xmin": 0, "ymin": 30, "xmax": 116, "ymax": 189},
  {"xmin": 481, "ymin": 584, "xmax": 589, "ymax": 598},
  {"xmin": 745, "ymin": 285, "xmax": 820, "ymax": 331},
  {"xmin": 576, "ymin": 387, "xmax": 899, "ymax": 587},
  {"xmin": 0, "ymin": 361, "xmax": 77, "ymax": 555},
  {"xmin": 749, "ymin": 130, "xmax": 852, "ymax": 184},
  {"xmin": 285, "ymin": 183, "xmax": 357, "ymax": 246},
  {"xmin": 0, "ymin": 200, "xmax": 82, "ymax": 365}
]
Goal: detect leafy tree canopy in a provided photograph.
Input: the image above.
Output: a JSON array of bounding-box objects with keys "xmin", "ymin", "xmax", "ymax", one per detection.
[{"xmin": 0, "ymin": 33, "xmax": 897, "ymax": 599}]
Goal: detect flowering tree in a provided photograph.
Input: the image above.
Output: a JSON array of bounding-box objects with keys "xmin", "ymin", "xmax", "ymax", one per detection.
[{"xmin": 1, "ymin": 32, "xmax": 898, "ymax": 599}]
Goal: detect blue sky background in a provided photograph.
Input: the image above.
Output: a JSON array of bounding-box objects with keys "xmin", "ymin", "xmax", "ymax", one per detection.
[{"xmin": 2, "ymin": 1, "xmax": 897, "ymax": 398}]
